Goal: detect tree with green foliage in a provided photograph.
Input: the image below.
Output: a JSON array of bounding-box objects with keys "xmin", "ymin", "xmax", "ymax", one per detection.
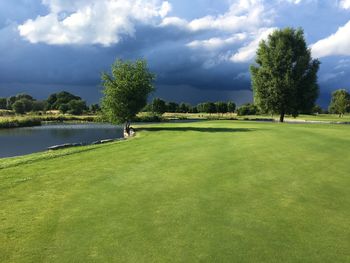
[
  {"xmin": 32, "ymin": 101, "xmax": 47, "ymax": 112},
  {"xmin": 47, "ymin": 91, "xmax": 82, "ymax": 110},
  {"xmin": 203, "ymin": 102, "xmax": 216, "ymax": 114},
  {"xmin": 179, "ymin": 103, "xmax": 191, "ymax": 113},
  {"xmin": 59, "ymin": 104, "xmax": 69, "ymax": 114},
  {"xmin": 90, "ymin": 104, "xmax": 101, "ymax": 113},
  {"xmin": 166, "ymin": 102, "xmax": 179, "ymax": 113},
  {"xmin": 67, "ymin": 100, "xmax": 87, "ymax": 115},
  {"xmin": 312, "ymin": 105, "xmax": 323, "ymax": 114},
  {"xmin": 250, "ymin": 28, "xmax": 320, "ymax": 122},
  {"xmin": 0, "ymin": 97, "xmax": 7, "ymax": 109},
  {"xmin": 101, "ymin": 59, "xmax": 155, "ymax": 134},
  {"xmin": 215, "ymin": 101, "xmax": 228, "ymax": 115},
  {"xmin": 237, "ymin": 103, "xmax": 259, "ymax": 116},
  {"xmin": 12, "ymin": 100, "xmax": 26, "ymax": 114},
  {"xmin": 328, "ymin": 89, "xmax": 350, "ymax": 117},
  {"xmin": 227, "ymin": 101, "xmax": 236, "ymax": 113},
  {"xmin": 151, "ymin": 98, "xmax": 167, "ymax": 115},
  {"xmin": 6, "ymin": 96, "xmax": 17, "ymax": 110}
]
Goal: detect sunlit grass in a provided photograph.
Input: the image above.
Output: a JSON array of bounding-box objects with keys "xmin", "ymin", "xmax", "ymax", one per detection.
[{"xmin": 1, "ymin": 120, "xmax": 349, "ymax": 262}]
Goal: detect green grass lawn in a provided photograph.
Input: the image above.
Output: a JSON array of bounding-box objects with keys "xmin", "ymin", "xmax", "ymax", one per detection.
[{"xmin": 1, "ymin": 121, "xmax": 349, "ymax": 262}]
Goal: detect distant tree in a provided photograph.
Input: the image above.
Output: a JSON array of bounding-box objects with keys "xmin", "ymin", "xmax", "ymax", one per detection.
[
  {"xmin": 32, "ymin": 100, "xmax": 47, "ymax": 112},
  {"xmin": 12, "ymin": 100, "xmax": 26, "ymax": 114},
  {"xmin": 166, "ymin": 102, "xmax": 179, "ymax": 113},
  {"xmin": 227, "ymin": 101, "xmax": 236, "ymax": 113},
  {"xmin": 151, "ymin": 98, "xmax": 167, "ymax": 115},
  {"xmin": 0, "ymin": 98, "xmax": 7, "ymax": 109},
  {"xmin": 101, "ymin": 59, "xmax": 155, "ymax": 134},
  {"xmin": 191, "ymin": 106, "xmax": 198, "ymax": 113},
  {"xmin": 15, "ymin": 93, "xmax": 34, "ymax": 101},
  {"xmin": 311, "ymin": 105, "xmax": 323, "ymax": 114},
  {"xmin": 19, "ymin": 98, "xmax": 34, "ymax": 112},
  {"xmin": 215, "ymin": 101, "xmax": 228, "ymax": 115},
  {"xmin": 67, "ymin": 100, "xmax": 87, "ymax": 115},
  {"xmin": 328, "ymin": 89, "xmax": 350, "ymax": 117},
  {"xmin": 237, "ymin": 103, "xmax": 259, "ymax": 116},
  {"xmin": 47, "ymin": 91, "xmax": 81, "ymax": 110},
  {"xmin": 90, "ymin": 104, "xmax": 101, "ymax": 113},
  {"xmin": 250, "ymin": 28, "xmax": 320, "ymax": 122},
  {"xmin": 6, "ymin": 96, "xmax": 17, "ymax": 110},
  {"xmin": 203, "ymin": 102, "xmax": 216, "ymax": 114},
  {"xmin": 59, "ymin": 103, "xmax": 69, "ymax": 114},
  {"xmin": 179, "ymin": 103, "xmax": 190, "ymax": 113}
]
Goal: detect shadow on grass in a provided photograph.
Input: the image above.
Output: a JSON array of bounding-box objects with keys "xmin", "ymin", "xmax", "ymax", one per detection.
[{"xmin": 136, "ymin": 127, "xmax": 255, "ymax": 133}]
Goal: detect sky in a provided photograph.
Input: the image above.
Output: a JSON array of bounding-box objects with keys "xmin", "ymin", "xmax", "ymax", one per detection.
[{"xmin": 0, "ymin": 0, "xmax": 350, "ymax": 107}]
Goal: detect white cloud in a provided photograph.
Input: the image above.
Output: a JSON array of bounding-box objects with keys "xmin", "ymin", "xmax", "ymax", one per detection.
[
  {"xmin": 311, "ymin": 20, "xmax": 350, "ymax": 58},
  {"xmin": 230, "ymin": 27, "xmax": 276, "ymax": 62},
  {"xmin": 161, "ymin": 0, "xmax": 271, "ymax": 32},
  {"xmin": 339, "ymin": 0, "xmax": 350, "ymax": 9},
  {"xmin": 18, "ymin": 0, "xmax": 171, "ymax": 46},
  {"xmin": 187, "ymin": 33, "xmax": 247, "ymax": 50}
]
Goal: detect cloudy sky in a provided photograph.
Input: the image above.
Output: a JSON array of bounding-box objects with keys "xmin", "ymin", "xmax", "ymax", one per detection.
[{"xmin": 0, "ymin": 0, "xmax": 350, "ymax": 106}]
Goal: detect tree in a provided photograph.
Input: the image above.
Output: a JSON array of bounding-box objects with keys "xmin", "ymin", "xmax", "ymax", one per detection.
[
  {"xmin": 101, "ymin": 59, "xmax": 155, "ymax": 134},
  {"xmin": 67, "ymin": 100, "xmax": 87, "ymax": 115},
  {"xmin": 32, "ymin": 100, "xmax": 47, "ymax": 112},
  {"xmin": 166, "ymin": 102, "xmax": 179, "ymax": 113},
  {"xmin": 59, "ymin": 104, "xmax": 69, "ymax": 114},
  {"xmin": 47, "ymin": 91, "xmax": 81, "ymax": 110},
  {"xmin": 179, "ymin": 103, "xmax": 190, "ymax": 113},
  {"xmin": 227, "ymin": 101, "xmax": 236, "ymax": 113},
  {"xmin": 215, "ymin": 101, "xmax": 228, "ymax": 115},
  {"xmin": 6, "ymin": 96, "xmax": 17, "ymax": 110},
  {"xmin": 90, "ymin": 104, "xmax": 101, "ymax": 113},
  {"xmin": 151, "ymin": 98, "xmax": 167, "ymax": 115},
  {"xmin": 237, "ymin": 103, "xmax": 259, "ymax": 116},
  {"xmin": 312, "ymin": 105, "xmax": 323, "ymax": 114},
  {"xmin": 250, "ymin": 28, "xmax": 320, "ymax": 122},
  {"xmin": 0, "ymin": 98, "xmax": 6, "ymax": 109},
  {"xmin": 328, "ymin": 89, "xmax": 350, "ymax": 117},
  {"xmin": 12, "ymin": 100, "xmax": 25, "ymax": 114},
  {"xmin": 203, "ymin": 102, "xmax": 216, "ymax": 114}
]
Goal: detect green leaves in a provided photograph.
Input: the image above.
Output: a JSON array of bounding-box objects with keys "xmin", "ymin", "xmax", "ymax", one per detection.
[
  {"xmin": 101, "ymin": 59, "xmax": 156, "ymax": 124},
  {"xmin": 329, "ymin": 89, "xmax": 350, "ymax": 117},
  {"xmin": 250, "ymin": 28, "xmax": 320, "ymax": 120}
]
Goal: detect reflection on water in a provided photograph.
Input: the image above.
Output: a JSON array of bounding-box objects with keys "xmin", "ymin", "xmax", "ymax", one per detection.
[{"xmin": 0, "ymin": 123, "xmax": 123, "ymax": 158}]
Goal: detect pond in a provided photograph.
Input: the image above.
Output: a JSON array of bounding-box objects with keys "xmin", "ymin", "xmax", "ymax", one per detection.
[{"xmin": 0, "ymin": 123, "xmax": 124, "ymax": 158}]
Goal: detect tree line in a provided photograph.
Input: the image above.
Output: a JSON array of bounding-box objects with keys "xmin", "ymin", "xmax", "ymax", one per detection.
[
  {"xmin": 100, "ymin": 27, "xmax": 350, "ymax": 135},
  {"xmin": 143, "ymin": 98, "xmax": 237, "ymax": 115},
  {"xmin": 0, "ymin": 91, "xmax": 100, "ymax": 115}
]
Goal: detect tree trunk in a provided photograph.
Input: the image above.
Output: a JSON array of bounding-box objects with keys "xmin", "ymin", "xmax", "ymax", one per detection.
[
  {"xmin": 124, "ymin": 121, "xmax": 131, "ymax": 135},
  {"xmin": 279, "ymin": 112, "xmax": 285, "ymax": 122}
]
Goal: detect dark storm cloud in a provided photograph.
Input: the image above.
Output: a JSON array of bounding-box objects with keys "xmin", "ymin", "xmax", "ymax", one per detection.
[{"xmin": 0, "ymin": 0, "xmax": 349, "ymax": 107}]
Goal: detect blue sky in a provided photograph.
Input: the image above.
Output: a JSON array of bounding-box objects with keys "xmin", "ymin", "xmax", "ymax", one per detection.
[{"xmin": 0, "ymin": 0, "xmax": 350, "ymax": 106}]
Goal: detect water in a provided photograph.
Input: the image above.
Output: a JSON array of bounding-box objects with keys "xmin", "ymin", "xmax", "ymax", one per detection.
[{"xmin": 0, "ymin": 123, "xmax": 124, "ymax": 158}]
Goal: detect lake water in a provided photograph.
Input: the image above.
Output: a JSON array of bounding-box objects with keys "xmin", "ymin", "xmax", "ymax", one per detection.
[{"xmin": 0, "ymin": 123, "xmax": 124, "ymax": 158}]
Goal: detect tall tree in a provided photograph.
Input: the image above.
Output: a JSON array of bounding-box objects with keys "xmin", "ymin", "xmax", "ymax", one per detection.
[
  {"xmin": 101, "ymin": 59, "xmax": 155, "ymax": 134},
  {"xmin": 250, "ymin": 28, "xmax": 320, "ymax": 122},
  {"xmin": 328, "ymin": 89, "xmax": 350, "ymax": 117}
]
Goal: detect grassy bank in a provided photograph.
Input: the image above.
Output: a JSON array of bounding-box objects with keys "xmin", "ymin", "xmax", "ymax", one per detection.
[
  {"xmin": 0, "ymin": 121, "xmax": 349, "ymax": 262},
  {"xmin": 0, "ymin": 114, "xmax": 98, "ymax": 129}
]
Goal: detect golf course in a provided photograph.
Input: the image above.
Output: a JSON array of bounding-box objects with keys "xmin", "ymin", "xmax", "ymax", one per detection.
[{"xmin": 1, "ymin": 120, "xmax": 349, "ymax": 262}]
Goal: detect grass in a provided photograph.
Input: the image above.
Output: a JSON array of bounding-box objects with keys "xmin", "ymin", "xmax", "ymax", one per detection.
[
  {"xmin": 0, "ymin": 114, "xmax": 99, "ymax": 128},
  {"xmin": 162, "ymin": 112, "xmax": 350, "ymax": 122},
  {"xmin": 0, "ymin": 120, "xmax": 349, "ymax": 262}
]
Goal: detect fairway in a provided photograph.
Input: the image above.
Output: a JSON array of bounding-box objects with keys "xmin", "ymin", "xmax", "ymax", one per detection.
[{"xmin": 1, "ymin": 121, "xmax": 349, "ymax": 262}]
